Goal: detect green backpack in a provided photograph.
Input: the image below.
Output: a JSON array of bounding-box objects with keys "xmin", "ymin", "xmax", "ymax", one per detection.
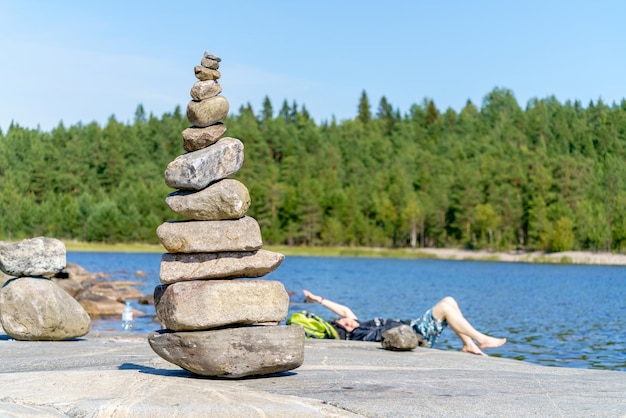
[{"xmin": 287, "ymin": 311, "xmax": 340, "ymax": 339}]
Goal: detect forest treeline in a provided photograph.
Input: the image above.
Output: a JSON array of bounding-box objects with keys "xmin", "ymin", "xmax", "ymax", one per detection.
[{"xmin": 2, "ymin": 87, "xmax": 626, "ymax": 252}]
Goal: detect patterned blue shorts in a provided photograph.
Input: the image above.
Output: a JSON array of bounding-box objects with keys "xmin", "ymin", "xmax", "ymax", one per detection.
[{"xmin": 410, "ymin": 308, "xmax": 448, "ymax": 347}]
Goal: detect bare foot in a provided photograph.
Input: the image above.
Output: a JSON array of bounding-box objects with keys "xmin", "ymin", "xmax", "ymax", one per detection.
[
  {"xmin": 478, "ymin": 336, "xmax": 507, "ymax": 350},
  {"xmin": 462, "ymin": 342, "xmax": 487, "ymax": 356}
]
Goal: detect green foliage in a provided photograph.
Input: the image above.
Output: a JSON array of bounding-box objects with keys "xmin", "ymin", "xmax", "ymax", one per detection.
[{"xmin": 2, "ymin": 88, "xmax": 626, "ymax": 252}]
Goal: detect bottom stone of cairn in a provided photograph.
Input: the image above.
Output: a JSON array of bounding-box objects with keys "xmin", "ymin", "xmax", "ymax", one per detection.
[{"xmin": 148, "ymin": 325, "xmax": 305, "ymax": 378}]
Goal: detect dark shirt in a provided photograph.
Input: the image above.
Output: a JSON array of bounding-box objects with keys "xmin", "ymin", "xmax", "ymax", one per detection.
[{"xmin": 334, "ymin": 318, "xmax": 412, "ymax": 342}]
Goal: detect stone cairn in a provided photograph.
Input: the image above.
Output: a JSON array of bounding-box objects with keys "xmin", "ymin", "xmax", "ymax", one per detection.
[
  {"xmin": 0, "ymin": 237, "xmax": 90, "ymax": 340},
  {"xmin": 147, "ymin": 51, "xmax": 304, "ymax": 378}
]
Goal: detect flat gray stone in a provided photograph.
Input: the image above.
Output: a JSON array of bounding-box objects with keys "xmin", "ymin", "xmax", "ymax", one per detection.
[
  {"xmin": 148, "ymin": 325, "xmax": 305, "ymax": 378},
  {"xmin": 160, "ymin": 249, "xmax": 285, "ymax": 284},
  {"xmin": 156, "ymin": 217, "xmax": 262, "ymax": 253},
  {"xmin": 0, "ymin": 277, "xmax": 90, "ymax": 340},
  {"xmin": 164, "ymin": 137, "xmax": 243, "ymax": 191},
  {"xmin": 165, "ymin": 179, "xmax": 250, "ymax": 221},
  {"xmin": 203, "ymin": 50, "xmax": 221, "ymax": 62},
  {"xmin": 154, "ymin": 279, "xmax": 289, "ymax": 330},
  {"xmin": 182, "ymin": 122, "xmax": 227, "ymax": 152},
  {"xmin": 193, "ymin": 66, "xmax": 221, "ymax": 82},
  {"xmin": 0, "ymin": 237, "xmax": 66, "ymax": 277},
  {"xmin": 190, "ymin": 80, "xmax": 222, "ymax": 101}
]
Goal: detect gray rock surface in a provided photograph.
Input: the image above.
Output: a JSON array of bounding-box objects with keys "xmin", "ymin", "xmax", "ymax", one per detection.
[
  {"xmin": 1, "ymin": 331, "xmax": 625, "ymax": 416},
  {"xmin": 154, "ymin": 279, "xmax": 289, "ymax": 330},
  {"xmin": 381, "ymin": 324, "xmax": 423, "ymax": 350},
  {"xmin": 190, "ymin": 80, "xmax": 221, "ymax": 101},
  {"xmin": 148, "ymin": 325, "xmax": 305, "ymax": 378},
  {"xmin": 203, "ymin": 50, "xmax": 221, "ymax": 62},
  {"xmin": 0, "ymin": 277, "xmax": 90, "ymax": 340},
  {"xmin": 165, "ymin": 178, "xmax": 250, "ymax": 220},
  {"xmin": 181, "ymin": 123, "xmax": 227, "ymax": 152},
  {"xmin": 164, "ymin": 137, "xmax": 243, "ymax": 191},
  {"xmin": 156, "ymin": 217, "xmax": 262, "ymax": 253},
  {"xmin": 186, "ymin": 95, "xmax": 229, "ymax": 127},
  {"xmin": 194, "ymin": 66, "xmax": 221, "ymax": 81},
  {"xmin": 160, "ymin": 249, "xmax": 285, "ymax": 283},
  {"xmin": 0, "ymin": 237, "xmax": 66, "ymax": 277}
]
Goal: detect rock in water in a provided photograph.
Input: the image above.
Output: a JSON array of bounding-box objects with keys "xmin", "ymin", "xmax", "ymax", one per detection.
[
  {"xmin": 165, "ymin": 179, "xmax": 251, "ymax": 221},
  {"xmin": 0, "ymin": 237, "xmax": 66, "ymax": 277},
  {"xmin": 156, "ymin": 217, "xmax": 262, "ymax": 253},
  {"xmin": 159, "ymin": 249, "xmax": 285, "ymax": 284},
  {"xmin": 154, "ymin": 279, "xmax": 289, "ymax": 331},
  {"xmin": 148, "ymin": 325, "xmax": 304, "ymax": 378},
  {"xmin": 164, "ymin": 137, "xmax": 243, "ymax": 191},
  {"xmin": 381, "ymin": 325, "xmax": 422, "ymax": 351},
  {"xmin": 0, "ymin": 277, "xmax": 90, "ymax": 340}
]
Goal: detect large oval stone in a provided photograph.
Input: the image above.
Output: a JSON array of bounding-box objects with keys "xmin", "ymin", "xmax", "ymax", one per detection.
[
  {"xmin": 0, "ymin": 237, "xmax": 66, "ymax": 277},
  {"xmin": 159, "ymin": 249, "xmax": 285, "ymax": 284},
  {"xmin": 164, "ymin": 137, "xmax": 243, "ymax": 191},
  {"xmin": 154, "ymin": 279, "xmax": 288, "ymax": 330},
  {"xmin": 0, "ymin": 277, "xmax": 90, "ymax": 340},
  {"xmin": 165, "ymin": 179, "xmax": 251, "ymax": 221},
  {"xmin": 182, "ymin": 123, "xmax": 227, "ymax": 152},
  {"xmin": 148, "ymin": 325, "xmax": 305, "ymax": 378},
  {"xmin": 187, "ymin": 95, "xmax": 229, "ymax": 127},
  {"xmin": 156, "ymin": 217, "xmax": 262, "ymax": 253}
]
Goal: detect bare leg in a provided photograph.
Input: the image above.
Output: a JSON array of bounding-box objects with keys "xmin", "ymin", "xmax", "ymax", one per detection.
[{"xmin": 431, "ymin": 296, "xmax": 506, "ymax": 355}]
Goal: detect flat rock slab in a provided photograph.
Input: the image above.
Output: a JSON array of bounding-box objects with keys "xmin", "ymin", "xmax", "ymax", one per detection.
[
  {"xmin": 0, "ymin": 237, "xmax": 66, "ymax": 277},
  {"xmin": 154, "ymin": 279, "xmax": 289, "ymax": 330},
  {"xmin": 165, "ymin": 178, "xmax": 250, "ymax": 221},
  {"xmin": 157, "ymin": 217, "xmax": 262, "ymax": 253},
  {"xmin": 160, "ymin": 249, "xmax": 285, "ymax": 284},
  {"xmin": 0, "ymin": 277, "xmax": 90, "ymax": 340},
  {"xmin": 1, "ymin": 332, "xmax": 625, "ymax": 416},
  {"xmin": 182, "ymin": 123, "xmax": 227, "ymax": 152},
  {"xmin": 164, "ymin": 137, "xmax": 243, "ymax": 191},
  {"xmin": 148, "ymin": 325, "xmax": 305, "ymax": 378}
]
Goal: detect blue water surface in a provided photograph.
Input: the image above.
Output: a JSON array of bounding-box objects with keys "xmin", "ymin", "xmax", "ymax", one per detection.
[{"xmin": 67, "ymin": 252, "xmax": 626, "ymax": 371}]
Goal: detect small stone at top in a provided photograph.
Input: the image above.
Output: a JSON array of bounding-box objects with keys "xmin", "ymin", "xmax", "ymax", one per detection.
[{"xmin": 204, "ymin": 51, "xmax": 221, "ymax": 62}]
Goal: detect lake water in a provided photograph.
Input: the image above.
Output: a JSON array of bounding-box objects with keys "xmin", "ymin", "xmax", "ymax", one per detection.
[{"xmin": 66, "ymin": 252, "xmax": 626, "ymax": 372}]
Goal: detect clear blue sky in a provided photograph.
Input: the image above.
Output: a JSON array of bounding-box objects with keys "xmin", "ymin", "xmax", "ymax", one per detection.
[{"xmin": 1, "ymin": 1, "xmax": 624, "ymax": 132}]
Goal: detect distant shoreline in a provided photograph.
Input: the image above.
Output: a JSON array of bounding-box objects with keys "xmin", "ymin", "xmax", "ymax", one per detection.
[
  {"xmin": 397, "ymin": 248, "xmax": 626, "ymax": 267},
  {"xmin": 63, "ymin": 241, "xmax": 626, "ymax": 267}
]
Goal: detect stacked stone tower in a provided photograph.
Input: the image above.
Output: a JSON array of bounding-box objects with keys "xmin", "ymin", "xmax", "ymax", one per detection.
[{"xmin": 147, "ymin": 51, "xmax": 304, "ymax": 378}]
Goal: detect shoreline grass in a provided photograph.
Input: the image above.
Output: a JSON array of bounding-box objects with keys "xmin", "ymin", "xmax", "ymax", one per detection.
[
  {"xmin": 62, "ymin": 242, "xmax": 626, "ymax": 266},
  {"xmin": 64, "ymin": 241, "xmax": 164, "ymax": 253}
]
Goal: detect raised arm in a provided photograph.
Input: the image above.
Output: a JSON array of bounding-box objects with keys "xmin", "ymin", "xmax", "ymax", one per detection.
[{"xmin": 303, "ymin": 289, "xmax": 358, "ymax": 320}]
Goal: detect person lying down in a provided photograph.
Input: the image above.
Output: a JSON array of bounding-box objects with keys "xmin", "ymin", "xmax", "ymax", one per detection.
[{"xmin": 301, "ymin": 289, "xmax": 506, "ymax": 356}]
